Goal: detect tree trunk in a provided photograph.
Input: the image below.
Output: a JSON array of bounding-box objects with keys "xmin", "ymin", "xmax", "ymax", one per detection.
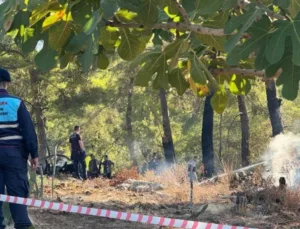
[
  {"xmin": 159, "ymin": 88, "xmax": 175, "ymax": 164},
  {"xmin": 29, "ymin": 69, "xmax": 47, "ymax": 159},
  {"xmin": 202, "ymin": 94, "xmax": 214, "ymax": 178},
  {"xmin": 237, "ymin": 95, "xmax": 250, "ymax": 167},
  {"xmin": 218, "ymin": 114, "xmax": 223, "ymax": 162},
  {"xmin": 265, "ymin": 80, "xmax": 283, "ymax": 137},
  {"xmin": 125, "ymin": 77, "xmax": 137, "ymax": 166}
]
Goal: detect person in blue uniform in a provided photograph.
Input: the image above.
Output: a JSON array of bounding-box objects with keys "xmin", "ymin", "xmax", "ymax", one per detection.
[
  {"xmin": 69, "ymin": 126, "xmax": 86, "ymax": 180},
  {"xmin": 0, "ymin": 68, "xmax": 38, "ymax": 229}
]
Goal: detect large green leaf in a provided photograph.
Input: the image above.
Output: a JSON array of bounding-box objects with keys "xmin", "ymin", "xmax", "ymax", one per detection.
[
  {"xmin": 30, "ymin": 1, "xmax": 63, "ymax": 26},
  {"xmin": 224, "ymin": 5, "xmax": 265, "ymax": 52},
  {"xmin": 181, "ymin": 0, "xmax": 197, "ymax": 13},
  {"xmin": 273, "ymin": 0, "xmax": 290, "ymax": 8},
  {"xmin": 49, "ymin": 21, "xmax": 72, "ymax": 49},
  {"xmin": 155, "ymin": 54, "xmax": 168, "ymax": 88},
  {"xmin": 79, "ymin": 35, "xmax": 94, "ymax": 72},
  {"xmin": 0, "ymin": 0, "xmax": 13, "ymax": 22},
  {"xmin": 117, "ymin": 28, "xmax": 145, "ymax": 61},
  {"xmin": 168, "ymin": 69, "xmax": 189, "ymax": 95},
  {"xmin": 163, "ymin": 38, "xmax": 189, "ymax": 67},
  {"xmin": 134, "ymin": 51, "xmax": 170, "ymax": 88},
  {"xmin": 65, "ymin": 32, "xmax": 89, "ymax": 53},
  {"xmin": 210, "ymin": 87, "xmax": 228, "ymax": 114},
  {"xmin": 265, "ymin": 14, "xmax": 300, "ymax": 66},
  {"xmin": 118, "ymin": 0, "xmax": 140, "ymax": 12},
  {"xmin": 158, "ymin": 0, "xmax": 179, "ymax": 15},
  {"xmin": 289, "ymin": 0, "xmax": 300, "ymax": 17},
  {"xmin": 83, "ymin": 9, "xmax": 103, "ymax": 35},
  {"xmin": 202, "ymin": 11, "xmax": 230, "ymax": 29},
  {"xmin": 100, "ymin": 27, "xmax": 119, "ymax": 51},
  {"xmin": 227, "ymin": 15, "xmax": 271, "ymax": 66},
  {"xmin": 137, "ymin": 0, "xmax": 158, "ymax": 26},
  {"xmin": 98, "ymin": 51, "xmax": 110, "ymax": 69},
  {"xmin": 19, "ymin": 28, "xmax": 37, "ymax": 53},
  {"xmin": 189, "ymin": 54, "xmax": 207, "ymax": 85},
  {"xmin": 115, "ymin": 9, "xmax": 138, "ymax": 22},
  {"xmin": 196, "ymin": 35, "xmax": 225, "ymax": 51},
  {"xmin": 71, "ymin": 0, "xmax": 100, "ymax": 25},
  {"xmin": 9, "ymin": 11, "xmax": 31, "ymax": 31},
  {"xmin": 14, "ymin": 20, "xmax": 43, "ymax": 53},
  {"xmin": 135, "ymin": 61, "xmax": 157, "ymax": 86},
  {"xmin": 266, "ymin": 46, "xmax": 300, "ymax": 100},
  {"xmin": 228, "ymin": 75, "xmax": 252, "ymax": 95},
  {"xmin": 100, "ymin": 0, "xmax": 119, "ymax": 19},
  {"xmin": 222, "ymin": 0, "xmax": 237, "ymax": 10},
  {"xmin": 59, "ymin": 51, "xmax": 73, "ymax": 69},
  {"xmin": 130, "ymin": 50, "xmax": 161, "ymax": 69},
  {"xmin": 196, "ymin": 0, "xmax": 223, "ymax": 15},
  {"xmin": 27, "ymin": 0, "xmax": 48, "ymax": 12},
  {"xmin": 35, "ymin": 44, "xmax": 58, "ymax": 72}
]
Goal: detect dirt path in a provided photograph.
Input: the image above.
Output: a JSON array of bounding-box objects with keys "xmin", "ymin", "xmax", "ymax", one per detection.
[
  {"xmin": 26, "ymin": 177, "xmax": 299, "ymax": 229},
  {"xmin": 29, "ymin": 209, "xmax": 156, "ymax": 229}
]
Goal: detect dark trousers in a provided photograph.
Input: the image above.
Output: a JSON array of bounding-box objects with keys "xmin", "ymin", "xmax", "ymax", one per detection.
[
  {"xmin": 87, "ymin": 172, "xmax": 99, "ymax": 179},
  {"xmin": 0, "ymin": 147, "xmax": 31, "ymax": 229},
  {"xmin": 103, "ymin": 172, "xmax": 112, "ymax": 179},
  {"xmin": 73, "ymin": 157, "xmax": 86, "ymax": 180}
]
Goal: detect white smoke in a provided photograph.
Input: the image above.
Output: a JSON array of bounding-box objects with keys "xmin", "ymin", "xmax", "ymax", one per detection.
[{"xmin": 262, "ymin": 133, "xmax": 300, "ymax": 187}]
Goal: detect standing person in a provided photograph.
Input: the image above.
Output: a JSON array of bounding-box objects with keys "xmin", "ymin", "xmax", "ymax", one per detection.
[
  {"xmin": 88, "ymin": 154, "xmax": 99, "ymax": 179},
  {"xmin": 0, "ymin": 68, "xmax": 38, "ymax": 229},
  {"xmin": 69, "ymin": 126, "xmax": 86, "ymax": 180},
  {"xmin": 148, "ymin": 153, "xmax": 158, "ymax": 171},
  {"xmin": 101, "ymin": 155, "xmax": 114, "ymax": 179},
  {"xmin": 188, "ymin": 156, "xmax": 198, "ymax": 182}
]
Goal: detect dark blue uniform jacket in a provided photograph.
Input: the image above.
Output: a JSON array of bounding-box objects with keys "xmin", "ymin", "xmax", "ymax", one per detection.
[{"xmin": 0, "ymin": 89, "xmax": 38, "ymax": 159}]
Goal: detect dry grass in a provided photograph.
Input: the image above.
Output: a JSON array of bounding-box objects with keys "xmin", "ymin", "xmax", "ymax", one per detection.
[
  {"xmin": 284, "ymin": 189, "xmax": 300, "ymax": 212},
  {"xmin": 141, "ymin": 164, "xmax": 231, "ymax": 203},
  {"xmin": 109, "ymin": 167, "xmax": 139, "ymax": 187}
]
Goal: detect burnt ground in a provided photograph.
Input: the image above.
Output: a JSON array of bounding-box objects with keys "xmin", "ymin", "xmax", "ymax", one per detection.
[
  {"xmin": 28, "ymin": 199, "xmax": 300, "ymax": 229},
  {"xmin": 23, "ymin": 177, "xmax": 300, "ymax": 229}
]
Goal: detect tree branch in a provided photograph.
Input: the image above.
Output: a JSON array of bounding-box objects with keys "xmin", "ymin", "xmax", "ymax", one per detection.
[
  {"xmin": 212, "ymin": 68, "xmax": 283, "ymax": 81},
  {"xmin": 171, "ymin": 0, "xmax": 191, "ymax": 25},
  {"xmin": 108, "ymin": 21, "xmax": 227, "ymax": 36},
  {"xmin": 238, "ymin": 0, "xmax": 286, "ymax": 20}
]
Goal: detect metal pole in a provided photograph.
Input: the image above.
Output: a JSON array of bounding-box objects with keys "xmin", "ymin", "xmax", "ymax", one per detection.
[
  {"xmin": 190, "ymin": 178, "xmax": 193, "ymax": 206},
  {"xmin": 39, "ymin": 165, "xmax": 44, "ymax": 198},
  {"xmin": 52, "ymin": 144, "xmax": 58, "ymax": 199}
]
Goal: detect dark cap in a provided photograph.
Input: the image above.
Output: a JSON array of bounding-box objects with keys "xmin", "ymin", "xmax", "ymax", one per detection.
[{"xmin": 0, "ymin": 68, "xmax": 11, "ymax": 82}]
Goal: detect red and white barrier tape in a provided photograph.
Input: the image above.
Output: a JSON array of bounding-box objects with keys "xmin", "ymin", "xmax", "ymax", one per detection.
[{"xmin": 0, "ymin": 194, "xmax": 258, "ymax": 229}]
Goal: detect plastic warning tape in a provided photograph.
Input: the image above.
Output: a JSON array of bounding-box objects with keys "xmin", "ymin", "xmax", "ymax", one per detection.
[{"xmin": 0, "ymin": 194, "xmax": 257, "ymax": 229}]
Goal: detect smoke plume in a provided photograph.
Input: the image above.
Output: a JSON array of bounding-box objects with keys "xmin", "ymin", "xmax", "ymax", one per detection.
[{"xmin": 262, "ymin": 133, "xmax": 300, "ymax": 187}]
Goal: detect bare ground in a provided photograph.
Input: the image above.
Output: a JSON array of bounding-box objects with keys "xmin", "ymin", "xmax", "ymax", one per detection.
[{"xmin": 25, "ymin": 171, "xmax": 300, "ymax": 229}]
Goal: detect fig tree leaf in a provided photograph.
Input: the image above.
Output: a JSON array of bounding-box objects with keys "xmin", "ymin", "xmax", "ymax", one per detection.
[
  {"xmin": 265, "ymin": 14, "xmax": 300, "ymax": 66},
  {"xmin": 224, "ymin": 5, "xmax": 265, "ymax": 52},
  {"xmin": 168, "ymin": 69, "xmax": 189, "ymax": 95}
]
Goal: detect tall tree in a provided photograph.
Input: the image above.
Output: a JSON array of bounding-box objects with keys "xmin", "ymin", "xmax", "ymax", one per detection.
[
  {"xmin": 202, "ymin": 94, "xmax": 214, "ymax": 177},
  {"xmin": 29, "ymin": 68, "xmax": 48, "ymax": 158},
  {"xmin": 265, "ymin": 80, "xmax": 283, "ymax": 137},
  {"xmin": 125, "ymin": 77, "xmax": 137, "ymax": 166},
  {"xmin": 159, "ymin": 89, "xmax": 175, "ymax": 164},
  {"xmin": 237, "ymin": 95, "xmax": 250, "ymax": 166}
]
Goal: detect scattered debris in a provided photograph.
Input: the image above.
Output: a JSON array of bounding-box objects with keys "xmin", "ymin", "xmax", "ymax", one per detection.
[{"xmin": 116, "ymin": 179, "xmax": 164, "ymax": 192}]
